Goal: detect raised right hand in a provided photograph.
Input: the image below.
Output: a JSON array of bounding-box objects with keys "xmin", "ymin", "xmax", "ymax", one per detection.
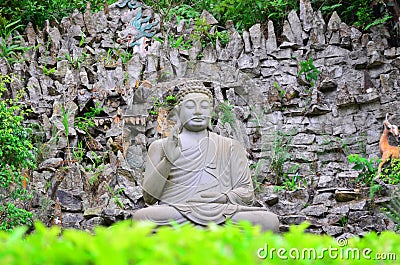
[{"xmin": 162, "ymin": 125, "xmax": 181, "ymax": 163}]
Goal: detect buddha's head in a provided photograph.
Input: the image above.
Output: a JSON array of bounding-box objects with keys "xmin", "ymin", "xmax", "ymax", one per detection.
[{"xmin": 175, "ymin": 81, "xmax": 213, "ymax": 132}]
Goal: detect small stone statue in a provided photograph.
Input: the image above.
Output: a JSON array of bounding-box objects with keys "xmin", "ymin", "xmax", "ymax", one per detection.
[{"xmin": 132, "ymin": 81, "xmax": 279, "ymax": 232}]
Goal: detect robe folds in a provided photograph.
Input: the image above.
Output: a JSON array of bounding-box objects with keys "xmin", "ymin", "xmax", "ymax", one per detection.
[{"xmin": 155, "ymin": 132, "xmax": 262, "ymax": 225}]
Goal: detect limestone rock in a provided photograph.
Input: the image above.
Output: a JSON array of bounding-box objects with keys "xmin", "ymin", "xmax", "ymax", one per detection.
[
  {"xmin": 82, "ymin": 217, "xmax": 105, "ymax": 230},
  {"xmin": 351, "ymin": 27, "xmax": 362, "ymax": 50},
  {"xmin": 242, "ymin": 30, "xmax": 252, "ymax": 53},
  {"xmin": 322, "ymin": 226, "xmax": 343, "ymax": 236},
  {"xmin": 200, "ymin": 10, "xmax": 218, "ymax": 25},
  {"xmin": 302, "ymin": 205, "xmax": 328, "ymax": 217},
  {"xmin": 309, "ymin": 11, "xmax": 326, "ymax": 45},
  {"xmin": 287, "ymin": 10, "xmax": 304, "ymax": 46},
  {"xmin": 292, "ymin": 133, "xmax": 315, "ymax": 145},
  {"xmin": 339, "ymin": 22, "xmax": 352, "ymax": 48},
  {"xmin": 266, "ymin": 20, "xmax": 277, "ymax": 53},
  {"xmin": 202, "ymin": 43, "xmax": 217, "ymax": 63},
  {"xmin": 326, "ymin": 11, "xmax": 341, "ymax": 45},
  {"xmin": 282, "ymin": 20, "xmax": 295, "ymax": 43},
  {"xmin": 313, "ymin": 192, "xmax": 334, "ymax": 206},
  {"xmin": 62, "ymin": 213, "xmax": 84, "ymax": 229},
  {"xmin": 249, "ymin": 24, "xmax": 267, "ymax": 59},
  {"xmin": 263, "ymin": 194, "xmax": 279, "ymax": 206},
  {"xmin": 299, "ymin": 0, "xmax": 314, "ymax": 32},
  {"xmin": 331, "ymin": 205, "xmax": 350, "ymax": 215},
  {"xmin": 56, "ymin": 190, "xmax": 83, "ymax": 212},
  {"xmin": 280, "ymin": 215, "xmax": 307, "ymax": 225},
  {"xmin": 227, "ymin": 31, "xmax": 244, "ymax": 59},
  {"xmin": 335, "ymin": 190, "xmax": 361, "ymax": 202},
  {"xmin": 84, "ymin": 206, "xmax": 103, "ymax": 218},
  {"xmin": 349, "ymin": 200, "xmax": 369, "ymax": 211}
]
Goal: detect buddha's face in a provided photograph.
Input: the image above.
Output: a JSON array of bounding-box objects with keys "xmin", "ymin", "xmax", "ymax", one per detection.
[{"xmin": 178, "ymin": 92, "xmax": 212, "ymax": 132}]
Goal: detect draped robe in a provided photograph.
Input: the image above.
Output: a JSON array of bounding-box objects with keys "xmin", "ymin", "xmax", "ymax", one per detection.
[{"xmin": 155, "ymin": 132, "xmax": 259, "ymax": 225}]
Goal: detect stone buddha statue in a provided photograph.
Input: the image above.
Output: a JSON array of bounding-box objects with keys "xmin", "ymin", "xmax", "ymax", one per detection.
[{"xmin": 132, "ymin": 81, "xmax": 279, "ymax": 232}]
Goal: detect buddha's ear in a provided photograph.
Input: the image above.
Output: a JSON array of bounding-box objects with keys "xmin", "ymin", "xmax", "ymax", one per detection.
[
  {"xmin": 172, "ymin": 104, "xmax": 180, "ymax": 116},
  {"xmin": 170, "ymin": 105, "xmax": 181, "ymax": 120},
  {"xmin": 171, "ymin": 105, "xmax": 183, "ymax": 129}
]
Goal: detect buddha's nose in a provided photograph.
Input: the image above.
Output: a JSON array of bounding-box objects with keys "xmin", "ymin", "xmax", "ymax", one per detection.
[{"xmin": 194, "ymin": 105, "xmax": 202, "ymax": 114}]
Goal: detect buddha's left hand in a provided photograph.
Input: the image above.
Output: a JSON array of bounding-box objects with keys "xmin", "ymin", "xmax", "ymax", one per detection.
[{"xmin": 187, "ymin": 192, "xmax": 228, "ymax": 203}]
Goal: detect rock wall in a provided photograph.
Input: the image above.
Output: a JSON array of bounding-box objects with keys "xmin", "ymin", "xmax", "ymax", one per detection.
[{"xmin": 2, "ymin": 0, "xmax": 399, "ymax": 235}]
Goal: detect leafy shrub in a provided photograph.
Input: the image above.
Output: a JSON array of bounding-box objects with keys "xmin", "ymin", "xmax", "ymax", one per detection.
[
  {"xmin": 0, "ymin": 19, "xmax": 32, "ymax": 65},
  {"xmin": 270, "ymin": 130, "xmax": 295, "ymax": 184},
  {"xmin": 219, "ymin": 100, "xmax": 235, "ymax": 127},
  {"xmin": 274, "ymin": 170, "xmax": 306, "ymax": 192},
  {"xmin": 382, "ymin": 193, "xmax": 400, "ymax": 232},
  {"xmin": 348, "ymin": 154, "xmax": 378, "ymax": 186},
  {"xmin": 74, "ymin": 102, "xmax": 104, "ymax": 134},
  {"xmin": 198, "ymin": 0, "xmax": 298, "ymax": 32},
  {"xmin": 192, "ymin": 17, "xmax": 230, "ymax": 48},
  {"xmin": 381, "ymin": 158, "xmax": 400, "ymax": 184},
  {"xmin": 149, "ymin": 94, "xmax": 177, "ymax": 115},
  {"xmin": 166, "ymin": 4, "xmax": 200, "ymax": 24},
  {"xmin": 298, "ymin": 57, "xmax": 321, "ymax": 87},
  {"xmin": 314, "ymin": 0, "xmax": 400, "ymax": 45},
  {"xmin": 0, "ymin": 0, "xmax": 119, "ymax": 30},
  {"xmin": 0, "ymin": 221, "xmax": 399, "ymax": 264},
  {"xmin": 0, "ymin": 75, "xmax": 37, "ymax": 231},
  {"xmin": 347, "ymin": 154, "xmax": 382, "ymax": 198}
]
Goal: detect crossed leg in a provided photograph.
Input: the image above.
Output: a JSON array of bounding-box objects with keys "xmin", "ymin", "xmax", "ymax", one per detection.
[
  {"xmin": 133, "ymin": 205, "xmax": 280, "ymax": 232},
  {"xmin": 230, "ymin": 211, "xmax": 280, "ymax": 232},
  {"xmin": 132, "ymin": 205, "xmax": 189, "ymax": 226}
]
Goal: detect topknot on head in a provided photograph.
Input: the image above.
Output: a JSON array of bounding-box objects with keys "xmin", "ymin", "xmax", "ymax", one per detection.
[{"xmin": 175, "ymin": 80, "xmax": 213, "ymax": 104}]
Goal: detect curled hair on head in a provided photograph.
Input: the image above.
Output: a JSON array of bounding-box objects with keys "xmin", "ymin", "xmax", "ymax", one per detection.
[{"xmin": 175, "ymin": 80, "xmax": 213, "ymax": 104}]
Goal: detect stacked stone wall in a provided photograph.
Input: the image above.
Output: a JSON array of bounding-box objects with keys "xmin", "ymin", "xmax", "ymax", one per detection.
[{"xmin": 2, "ymin": 0, "xmax": 399, "ymax": 235}]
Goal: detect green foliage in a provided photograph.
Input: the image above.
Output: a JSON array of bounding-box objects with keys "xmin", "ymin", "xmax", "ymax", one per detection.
[
  {"xmin": 250, "ymin": 159, "xmax": 265, "ymax": 191},
  {"xmin": 74, "ymin": 103, "xmax": 103, "ymax": 134},
  {"xmin": 0, "ymin": 19, "xmax": 32, "ymax": 65},
  {"xmin": 65, "ymin": 52, "xmax": 87, "ymax": 70},
  {"xmin": 201, "ymin": 0, "xmax": 298, "ymax": 32},
  {"xmin": 0, "ymin": 75, "xmax": 36, "ymax": 231},
  {"xmin": 382, "ymin": 194, "xmax": 400, "ymax": 231},
  {"xmin": 1, "ymin": 221, "xmax": 399, "ymax": 264},
  {"xmin": 339, "ymin": 216, "xmax": 348, "ymax": 227},
  {"xmin": 0, "ymin": 0, "xmax": 119, "ymax": 30},
  {"xmin": 380, "ymin": 158, "xmax": 400, "ymax": 185},
  {"xmin": 348, "ymin": 154, "xmax": 378, "ymax": 187},
  {"xmin": 219, "ymin": 100, "xmax": 235, "ymax": 128},
  {"xmin": 314, "ymin": 1, "xmax": 355, "ymax": 25},
  {"xmin": 298, "ymin": 57, "xmax": 321, "ymax": 87},
  {"xmin": 370, "ymin": 184, "xmax": 383, "ymax": 199},
  {"xmin": 61, "ymin": 105, "xmax": 72, "ymax": 138},
  {"xmin": 270, "ymin": 130, "xmax": 295, "ymax": 183},
  {"xmin": 273, "ymin": 82, "xmax": 286, "ymax": 98},
  {"xmin": 314, "ymin": 0, "xmax": 398, "ymax": 38},
  {"xmin": 42, "ymin": 65, "xmax": 57, "ymax": 76},
  {"xmin": 273, "ymin": 165, "xmax": 305, "ymax": 191},
  {"xmin": 365, "ymin": 14, "xmax": 392, "ymax": 30},
  {"xmin": 159, "ymin": 17, "xmax": 229, "ymax": 50},
  {"xmin": 168, "ymin": 34, "xmax": 193, "ymax": 50},
  {"xmin": 149, "ymin": 95, "xmax": 177, "ymax": 115},
  {"xmin": 72, "ymin": 140, "xmax": 85, "ymax": 163},
  {"xmin": 101, "ymin": 47, "xmax": 134, "ymax": 66},
  {"xmin": 113, "ymin": 47, "xmax": 134, "ymax": 64},
  {"xmin": 107, "ymin": 185, "xmax": 124, "ymax": 209},
  {"xmin": 166, "ymin": 4, "xmax": 200, "ymax": 24},
  {"xmin": 84, "ymin": 151, "xmax": 106, "ymax": 186},
  {"xmin": 191, "ymin": 18, "xmax": 230, "ymax": 48}
]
